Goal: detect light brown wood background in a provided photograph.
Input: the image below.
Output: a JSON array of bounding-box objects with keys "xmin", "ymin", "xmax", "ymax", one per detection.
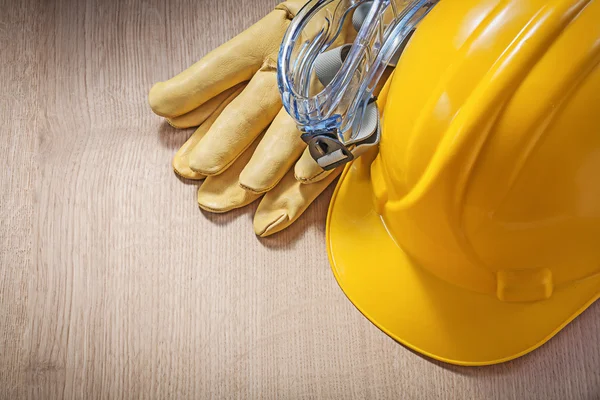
[{"xmin": 1, "ymin": 0, "xmax": 599, "ymax": 398}]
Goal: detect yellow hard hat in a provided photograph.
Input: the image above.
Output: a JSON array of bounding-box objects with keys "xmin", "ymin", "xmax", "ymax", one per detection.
[{"xmin": 327, "ymin": 0, "xmax": 600, "ymax": 366}]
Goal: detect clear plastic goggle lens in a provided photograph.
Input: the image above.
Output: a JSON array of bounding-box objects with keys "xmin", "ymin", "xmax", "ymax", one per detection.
[{"xmin": 278, "ymin": 0, "xmax": 438, "ymax": 147}]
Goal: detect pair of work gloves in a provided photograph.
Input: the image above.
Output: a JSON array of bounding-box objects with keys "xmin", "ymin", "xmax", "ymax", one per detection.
[{"xmin": 149, "ymin": 0, "xmax": 386, "ymax": 236}]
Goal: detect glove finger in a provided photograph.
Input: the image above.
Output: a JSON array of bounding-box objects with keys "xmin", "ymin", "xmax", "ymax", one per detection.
[
  {"xmin": 253, "ymin": 166, "xmax": 342, "ymax": 237},
  {"xmin": 173, "ymin": 85, "xmax": 245, "ymax": 179},
  {"xmin": 197, "ymin": 132, "xmax": 265, "ymax": 213},
  {"xmin": 294, "ymin": 147, "xmax": 334, "ymax": 184},
  {"xmin": 239, "ymin": 108, "xmax": 305, "ymax": 194},
  {"xmin": 188, "ymin": 65, "xmax": 282, "ymax": 176},
  {"xmin": 148, "ymin": 8, "xmax": 291, "ymax": 118},
  {"xmin": 167, "ymin": 83, "xmax": 246, "ymax": 129}
]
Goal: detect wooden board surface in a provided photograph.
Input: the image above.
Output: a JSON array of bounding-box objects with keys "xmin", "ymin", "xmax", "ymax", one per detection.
[{"xmin": 0, "ymin": 0, "xmax": 599, "ymax": 398}]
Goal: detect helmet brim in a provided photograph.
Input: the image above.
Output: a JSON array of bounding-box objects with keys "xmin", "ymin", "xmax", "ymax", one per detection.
[{"xmin": 326, "ymin": 160, "xmax": 600, "ymax": 366}]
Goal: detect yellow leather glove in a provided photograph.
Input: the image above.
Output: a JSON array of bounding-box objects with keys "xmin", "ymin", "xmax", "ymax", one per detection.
[{"xmin": 149, "ymin": 0, "xmax": 354, "ymax": 236}]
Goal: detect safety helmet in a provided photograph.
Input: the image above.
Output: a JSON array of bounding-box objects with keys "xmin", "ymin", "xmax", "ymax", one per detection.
[{"xmin": 327, "ymin": 0, "xmax": 600, "ymax": 365}]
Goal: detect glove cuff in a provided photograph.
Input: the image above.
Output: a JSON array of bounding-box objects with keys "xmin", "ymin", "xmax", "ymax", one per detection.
[{"xmin": 275, "ymin": 0, "xmax": 306, "ymax": 19}]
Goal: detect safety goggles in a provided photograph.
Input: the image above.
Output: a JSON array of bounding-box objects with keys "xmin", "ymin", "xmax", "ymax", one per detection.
[{"xmin": 278, "ymin": 0, "xmax": 438, "ymax": 169}]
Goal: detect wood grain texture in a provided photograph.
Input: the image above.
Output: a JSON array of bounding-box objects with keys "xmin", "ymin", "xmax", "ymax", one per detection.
[{"xmin": 0, "ymin": 0, "xmax": 599, "ymax": 398}]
